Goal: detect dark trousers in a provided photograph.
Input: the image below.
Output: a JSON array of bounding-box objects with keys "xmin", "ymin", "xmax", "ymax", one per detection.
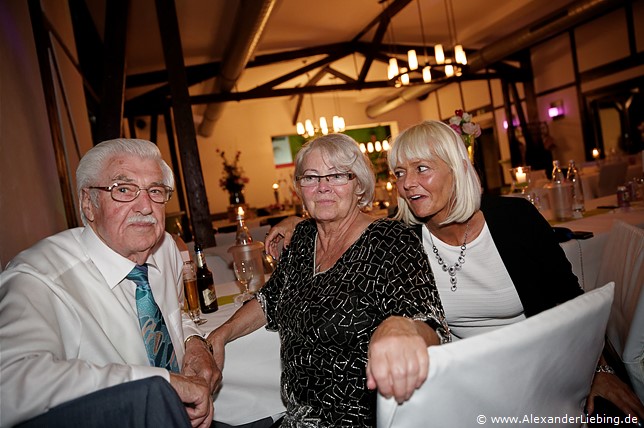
[{"xmin": 16, "ymin": 376, "xmax": 190, "ymax": 428}]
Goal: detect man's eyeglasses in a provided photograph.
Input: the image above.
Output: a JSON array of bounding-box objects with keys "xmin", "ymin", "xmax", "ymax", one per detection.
[
  {"xmin": 88, "ymin": 183, "xmax": 173, "ymax": 204},
  {"xmin": 296, "ymin": 173, "xmax": 355, "ymax": 187}
]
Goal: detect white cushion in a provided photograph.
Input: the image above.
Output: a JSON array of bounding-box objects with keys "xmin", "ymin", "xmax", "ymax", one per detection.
[{"xmin": 377, "ymin": 283, "xmax": 615, "ymax": 428}]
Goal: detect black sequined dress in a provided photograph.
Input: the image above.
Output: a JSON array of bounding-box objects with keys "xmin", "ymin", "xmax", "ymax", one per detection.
[{"xmin": 257, "ymin": 218, "xmax": 449, "ymax": 427}]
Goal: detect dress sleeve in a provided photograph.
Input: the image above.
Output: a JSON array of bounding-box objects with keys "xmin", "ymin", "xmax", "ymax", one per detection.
[{"xmin": 377, "ymin": 222, "xmax": 451, "ymax": 343}]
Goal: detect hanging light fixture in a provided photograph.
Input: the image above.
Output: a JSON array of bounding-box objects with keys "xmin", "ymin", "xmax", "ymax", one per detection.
[
  {"xmin": 445, "ymin": 0, "xmax": 467, "ymax": 66},
  {"xmin": 332, "ymin": 91, "xmax": 346, "ymax": 133},
  {"xmin": 415, "ymin": 0, "xmax": 432, "ymax": 83},
  {"xmin": 296, "ymin": 94, "xmax": 327, "ymax": 138},
  {"xmin": 296, "ymin": 92, "xmax": 346, "ymax": 138},
  {"xmin": 386, "ymin": 0, "xmax": 468, "ymax": 84},
  {"xmin": 361, "ymin": 136, "xmax": 391, "ymax": 155}
]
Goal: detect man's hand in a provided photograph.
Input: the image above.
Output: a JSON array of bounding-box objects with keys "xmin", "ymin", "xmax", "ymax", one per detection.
[
  {"xmin": 586, "ymin": 371, "xmax": 644, "ymax": 420},
  {"xmin": 169, "ymin": 373, "xmax": 214, "ymax": 428},
  {"xmin": 182, "ymin": 335, "xmax": 221, "ymax": 393},
  {"xmin": 264, "ymin": 216, "xmax": 303, "ymax": 259},
  {"xmin": 366, "ymin": 316, "xmax": 439, "ymax": 404}
]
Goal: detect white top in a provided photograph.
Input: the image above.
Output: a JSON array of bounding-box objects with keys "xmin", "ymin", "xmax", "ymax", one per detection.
[
  {"xmin": 0, "ymin": 227, "xmax": 200, "ymax": 426},
  {"xmin": 422, "ymin": 223, "xmax": 526, "ymax": 340}
]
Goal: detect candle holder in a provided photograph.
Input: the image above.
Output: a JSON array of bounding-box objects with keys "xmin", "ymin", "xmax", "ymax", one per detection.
[{"xmin": 509, "ymin": 166, "xmax": 531, "ymax": 194}]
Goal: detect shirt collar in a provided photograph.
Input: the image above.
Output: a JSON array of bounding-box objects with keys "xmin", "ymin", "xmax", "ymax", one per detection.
[{"xmin": 81, "ymin": 227, "xmax": 161, "ymax": 289}]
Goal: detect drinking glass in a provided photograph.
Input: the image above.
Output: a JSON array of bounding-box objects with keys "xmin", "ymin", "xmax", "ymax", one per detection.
[
  {"xmin": 234, "ymin": 259, "xmax": 254, "ymax": 307},
  {"xmin": 182, "ymin": 261, "xmax": 207, "ymax": 325},
  {"xmin": 509, "ymin": 166, "xmax": 531, "ymax": 194}
]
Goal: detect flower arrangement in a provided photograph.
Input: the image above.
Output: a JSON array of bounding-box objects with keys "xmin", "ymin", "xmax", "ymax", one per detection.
[
  {"xmin": 448, "ymin": 109, "xmax": 481, "ymax": 148},
  {"xmin": 216, "ymin": 149, "xmax": 249, "ymax": 193}
]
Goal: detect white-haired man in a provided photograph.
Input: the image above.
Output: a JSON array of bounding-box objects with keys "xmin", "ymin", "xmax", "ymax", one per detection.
[{"xmin": 1, "ymin": 139, "xmax": 219, "ymax": 427}]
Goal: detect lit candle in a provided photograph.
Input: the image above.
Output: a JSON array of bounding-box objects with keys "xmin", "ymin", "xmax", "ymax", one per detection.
[
  {"xmin": 385, "ymin": 182, "xmax": 393, "ymax": 192},
  {"xmin": 515, "ymin": 167, "xmax": 527, "ymax": 184},
  {"xmin": 592, "ymin": 148, "xmax": 600, "ymax": 159},
  {"xmin": 237, "ymin": 206, "xmax": 244, "ymax": 218}
]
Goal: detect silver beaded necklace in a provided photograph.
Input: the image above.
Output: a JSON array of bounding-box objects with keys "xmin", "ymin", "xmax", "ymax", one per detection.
[{"xmin": 428, "ymin": 221, "xmax": 470, "ymax": 292}]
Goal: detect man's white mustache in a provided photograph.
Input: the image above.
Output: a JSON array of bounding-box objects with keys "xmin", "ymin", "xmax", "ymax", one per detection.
[{"xmin": 127, "ymin": 215, "xmax": 157, "ymax": 224}]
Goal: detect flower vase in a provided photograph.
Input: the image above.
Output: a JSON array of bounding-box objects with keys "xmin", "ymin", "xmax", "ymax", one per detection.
[
  {"xmin": 462, "ymin": 134, "xmax": 476, "ymax": 164},
  {"xmin": 228, "ymin": 191, "xmax": 245, "ymax": 205}
]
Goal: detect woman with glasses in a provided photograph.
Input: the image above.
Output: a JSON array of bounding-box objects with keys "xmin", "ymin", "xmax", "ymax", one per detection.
[{"xmin": 207, "ymin": 133, "xmax": 449, "ymax": 427}]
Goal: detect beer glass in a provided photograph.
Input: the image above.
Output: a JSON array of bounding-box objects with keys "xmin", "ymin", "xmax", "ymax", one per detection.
[{"xmin": 182, "ymin": 260, "xmax": 206, "ymax": 325}]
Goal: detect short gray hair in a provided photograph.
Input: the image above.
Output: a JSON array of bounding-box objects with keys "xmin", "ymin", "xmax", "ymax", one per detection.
[
  {"xmin": 293, "ymin": 133, "xmax": 375, "ymax": 209},
  {"xmin": 387, "ymin": 120, "xmax": 481, "ymax": 225},
  {"xmin": 76, "ymin": 138, "xmax": 174, "ymax": 225}
]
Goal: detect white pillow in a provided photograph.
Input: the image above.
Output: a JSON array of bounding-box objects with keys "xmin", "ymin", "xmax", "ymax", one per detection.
[{"xmin": 378, "ymin": 283, "xmax": 615, "ymax": 428}]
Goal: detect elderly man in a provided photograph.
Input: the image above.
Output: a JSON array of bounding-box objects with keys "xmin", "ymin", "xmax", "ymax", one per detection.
[{"xmin": 0, "ymin": 139, "xmax": 219, "ymax": 427}]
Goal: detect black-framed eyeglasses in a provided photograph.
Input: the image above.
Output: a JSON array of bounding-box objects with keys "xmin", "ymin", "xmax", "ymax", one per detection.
[
  {"xmin": 296, "ymin": 173, "xmax": 356, "ymax": 187},
  {"xmin": 88, "ymin": 183, "xmax": 173, "ymax": 204}
]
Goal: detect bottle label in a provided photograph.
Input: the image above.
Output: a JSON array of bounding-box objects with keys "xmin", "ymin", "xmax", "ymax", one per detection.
[{"xmin": 203, "ymin": 288, "xmax": 217, "ymax": 306}]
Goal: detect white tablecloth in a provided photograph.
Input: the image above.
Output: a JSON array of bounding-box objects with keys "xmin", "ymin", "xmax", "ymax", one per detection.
[
  {"xmin": 554, "ymin": 196, "xmax": 644, "ymax": 290},
  {"xmin": 200, "ymin": 281, "xmax": 284, "ymax": 425}
]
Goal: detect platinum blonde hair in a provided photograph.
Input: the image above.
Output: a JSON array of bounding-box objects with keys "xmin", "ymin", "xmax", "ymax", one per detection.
[
  {"xmin": 76, "ymin": 138, "xmax": 174, "ymax": 225},
  {"xmin": 293, "ymin": 133, "xmax": 375, "ymax": 209},
  {"xmin": 387, "ymin": 120, "xmax": 481, "ymax": 225}
]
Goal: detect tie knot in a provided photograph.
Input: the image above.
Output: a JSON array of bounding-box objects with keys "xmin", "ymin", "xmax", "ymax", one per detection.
[{"xmin": 127, "ymin": 264, "xmax": 149, "ymax": 286}]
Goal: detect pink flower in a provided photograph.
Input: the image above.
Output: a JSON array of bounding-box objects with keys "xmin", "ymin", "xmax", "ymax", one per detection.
[
  {"xmin": 462, "ymin": 122, "xmax": 481, "ymax": 138},
  {"xmin": 448, "ymin": 109, "xmax": 481, "ymax": 147},
  {"xmin": 450, "ymin": 123, "xmax": 463, "ymax": 135}
]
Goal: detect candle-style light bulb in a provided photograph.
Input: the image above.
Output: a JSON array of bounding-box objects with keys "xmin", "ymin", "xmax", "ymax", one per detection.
[{"xmin": 272, "ymin": 183, "xmax": 280, "ymax": 205}]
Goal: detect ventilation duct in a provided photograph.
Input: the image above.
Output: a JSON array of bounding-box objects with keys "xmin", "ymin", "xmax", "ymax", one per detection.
[
  {"xmin": 366, "ymin": 0, "xmax": 625, "ymax": 118},
  {"xmin": 197, "ymin": 0, "xmax": 277, "ymax": 137}
]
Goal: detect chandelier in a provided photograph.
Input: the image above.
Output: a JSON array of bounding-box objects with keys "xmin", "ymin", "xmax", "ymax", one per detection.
[
  {"xmin": 386, "ymin": 0, "xmax": 467, "ymax": 86},
  {"xmin": 296, "ymin": 93, "xmax": 346, "ymax": 138},
  {"xmin": 359, "ymin": 138, "xmax": 391, "ymax": 154}
]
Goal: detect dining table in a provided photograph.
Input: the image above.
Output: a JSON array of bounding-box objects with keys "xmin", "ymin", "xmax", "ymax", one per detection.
[
  {"xmin": 198, "ymin": 279, "xmax": 285, "ymax": 426},
  {"xmin": 541, "ymin": 194, "xmax": 644, "ymax": 290}
]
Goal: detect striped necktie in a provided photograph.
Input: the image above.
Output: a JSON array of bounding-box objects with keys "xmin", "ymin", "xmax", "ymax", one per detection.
[{"xmin": 127, "ymin": 264, "xmax": 179, "ymax": 372}]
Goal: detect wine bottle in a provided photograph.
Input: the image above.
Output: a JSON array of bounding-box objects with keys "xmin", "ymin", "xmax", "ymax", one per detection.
[
  {"xmin": 566, "ymin": 159, "xmax": 585, "ymax": 214},
  {"xmin": 235, "ymin": 208, "xmax": 253, "ymax": 245},
  {"xmin": 551, "ymin": 160, "xmax": 565, "ymax": 184},
  {"xmin": 194, "ymin": 243, "xmax": 218, "ymax": 313}
]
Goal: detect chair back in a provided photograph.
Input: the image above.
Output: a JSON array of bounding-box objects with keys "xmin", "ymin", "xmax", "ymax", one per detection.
[
  {"xmin": 377, "ymin": 283, "xmax": 615, "ymax": 428},
  {"xmin": 595, "ymin": 220, "xmax": 644, "ymax": 402},
  {"xmin": 597, "ymin": 162, "xmax": 628, "ymax": 197}
]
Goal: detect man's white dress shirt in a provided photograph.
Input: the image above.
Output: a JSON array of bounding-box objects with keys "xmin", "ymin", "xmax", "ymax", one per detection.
[{"xmin": 0, "ymin": 227, "xmax": 201, "ymax": 426}]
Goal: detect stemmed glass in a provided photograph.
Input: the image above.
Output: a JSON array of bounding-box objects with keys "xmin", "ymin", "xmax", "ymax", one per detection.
[
  {"xmin": 182, "ymin": 261, "xmax": 207, "ymax": 325},
  {"xmin": 233, "ymin": 260, "xmax": 254, "ymax": 307}
]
